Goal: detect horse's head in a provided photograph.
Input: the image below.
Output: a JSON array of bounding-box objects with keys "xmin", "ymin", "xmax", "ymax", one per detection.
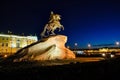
[{"xmin": 55, "ymin": 14, "xmax": 61, "ymax": 21}]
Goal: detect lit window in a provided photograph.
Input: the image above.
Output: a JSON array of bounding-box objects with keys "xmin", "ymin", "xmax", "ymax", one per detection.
[
  {"xmin": 2, "ymin": 43, "xmax": 4, "ymax": 47},
  {"xmin": 6, "ymin": 43, "xmax": 8, "ymax": 47},
  {"xmin": 2, "ymin": 38, "xmax": 4, "ymax": 40},
  {"xmin": 6, "ymin": 49, "xmax": 7, "ymax": 52},
  {"xmin": 6, "ymin": 38, "xmax": 8, "ymax": 40},
  {"xmin": 16, "ymin": 43, "xmax": 20, "ymax": 48},
  {"xmin": 17, "ymin": 40, "xmax": 20, "ymax": 42}
]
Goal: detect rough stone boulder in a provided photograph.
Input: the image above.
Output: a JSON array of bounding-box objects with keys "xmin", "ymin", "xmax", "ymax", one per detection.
[{"xmin": 13, "ymin": 35, "xmax": 76, "ymax": 61}]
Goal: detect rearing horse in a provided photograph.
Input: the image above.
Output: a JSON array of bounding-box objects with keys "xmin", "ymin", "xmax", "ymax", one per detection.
[{"xmin": 40, "ymin": 11, "xmax": 64, "ymax": 37}]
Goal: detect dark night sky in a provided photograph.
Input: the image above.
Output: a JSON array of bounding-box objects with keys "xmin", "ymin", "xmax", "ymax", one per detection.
[{"xmin": 1, "ymin": 0, "xmax": 120, "ymax": 48}]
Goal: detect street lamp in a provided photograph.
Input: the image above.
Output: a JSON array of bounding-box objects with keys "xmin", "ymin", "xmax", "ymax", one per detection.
[
  {"xmin": 74, "ymin": 43, "xmax": 78, "ymax": 49},
  {"xmin": 74, "ymin": 43, "xmax": 78, "ymax": 54},
  {"xmin": 88, "ymin": 43, "xmax": 91, "ymax": 49},
  {"xmin": 74, "ymin": 43, "xmax": 78, "ymax": 46},
  {"xmin": 115, "ymin": 41, "xmax": 119, "ymax": 48}
]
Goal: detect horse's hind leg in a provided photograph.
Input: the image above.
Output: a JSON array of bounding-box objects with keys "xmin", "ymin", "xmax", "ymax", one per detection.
[
  {"xmin": 51, "ymin": 30, "xmax": 55, "ymax": 35},
  {"xmin": 47, "ymin": 30, "xmax": 50, "ymax": 36}
]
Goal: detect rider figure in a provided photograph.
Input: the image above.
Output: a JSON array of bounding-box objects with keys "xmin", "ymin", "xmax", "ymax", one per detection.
[
  {"xmin": 49, "ymin": 11, "xmax": 61, "ymax": 23},
  {"xmin": 40, "ymin": 11, "xmax": 63, "ymax": 38}
]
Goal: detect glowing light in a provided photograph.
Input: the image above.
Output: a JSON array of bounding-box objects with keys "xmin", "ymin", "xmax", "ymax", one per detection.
[
  {"xmin": 0, "ymin": 34, "xmax": 38, "ymax": 41},
  {"xmin": 110, "ymin": 54, "xmax": 114, "ymax": 58},
  {"xmin": 99, "ymin": 48, "xmax": 108, "ymax": 52},
  {"xmin": 74, "ymin": 43, "xmax": 78, "ymax": 46},
  {"xmin": 67, "ymin": 46, "xmax": 70, "ymax": 49},
  {"xmin": 11, "ymin": 43, "xmax": 16, "ymax": 48},
  {"xmin": 115, "ymin": 41, "xmax": 119, "ymax": 46},
  {"xmin": 102, "ymin": 53, "xmax": 106, "ymax": 57},
  {"xmin": 88, "ymin": 44, "xmax": 91, "ymax": 48},
  {"xmin": 4, "ymin": 55, "xmax": 8, "ymax": 58}
]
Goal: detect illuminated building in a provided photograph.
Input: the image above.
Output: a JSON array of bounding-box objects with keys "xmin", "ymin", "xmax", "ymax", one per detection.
[{"xmin": 0, "ymin": 33, "xmax": 38, "ymax": 56}]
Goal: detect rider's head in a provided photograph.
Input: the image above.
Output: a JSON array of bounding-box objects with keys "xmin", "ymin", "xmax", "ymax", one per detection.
[{"xmin": 51, "ymin": 11, "xmax": 54, "ymax": 15}]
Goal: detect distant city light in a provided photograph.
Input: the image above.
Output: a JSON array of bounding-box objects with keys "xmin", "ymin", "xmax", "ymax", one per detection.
[
  {"xmin": 102, "ymin": 53, "xmax": 106, "ymax": 57},
  {"xmin": 74, "ymin": 43, "xmax": 78, "ymax": 46},
  {"xmin": 115, "ymin": 41, "xmax": 119, "ymax": 46},
  {"xmin": 67, "ymin": 46, "xmax": 70, "ymax": 49},
  {"xmin": 4, "ymin": 55, "xmax": 8, "ymax": 58},
  {"xmin": 111, "ymin": 54, "xmax": 115, "ymax": 58},
  {"xmin": 88, "ymin": 44, "xmax": 91, "ymax": 48}
]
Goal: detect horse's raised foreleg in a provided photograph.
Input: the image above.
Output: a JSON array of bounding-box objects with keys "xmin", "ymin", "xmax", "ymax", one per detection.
[
  {"xmin": 58, "ymin": 25, "xmax": 64, "ymax": 32},
  {"xmin": 61, "ymin": 25, "xmax": 64, "ymax": 30}
]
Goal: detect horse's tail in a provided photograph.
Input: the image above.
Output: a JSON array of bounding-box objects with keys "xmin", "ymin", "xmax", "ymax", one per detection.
[{"xmin": 40, "ymin": 24, "xmax": 48, "ymax": 38}]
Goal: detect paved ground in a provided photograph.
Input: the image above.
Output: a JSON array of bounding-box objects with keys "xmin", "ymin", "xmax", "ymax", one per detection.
[
  {"xmin": 0, "ymin": 56, "xmax": 119, "ymax": 80},
  {"xmin": 0, "ymin": 56, "xmax": 105, "ymax": 67},
  {"xmin": 32, "ymin": 57, "xmax": 105, "ymax": 66},
  {"xmin": 74, "ymin": 57, "xmax": 105, "ymax": 62}
]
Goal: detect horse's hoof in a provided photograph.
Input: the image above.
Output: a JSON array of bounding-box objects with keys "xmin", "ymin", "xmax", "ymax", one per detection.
[{"xmin": 50, "ymin": 34, "xmax": 55, "ymax": 36}]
